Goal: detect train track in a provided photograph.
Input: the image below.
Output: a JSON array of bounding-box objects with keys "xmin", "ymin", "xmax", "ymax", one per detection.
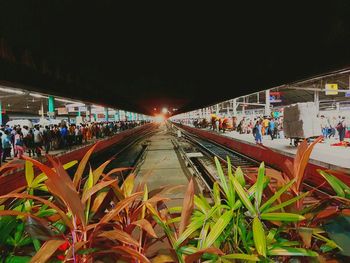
[
  {"xmin": 172, "ymin": 124, "xmax": 332, "ymax": 201},
  {"xmin": 176, "ymin": 125, "xmax": 262, "ymax": 185}
]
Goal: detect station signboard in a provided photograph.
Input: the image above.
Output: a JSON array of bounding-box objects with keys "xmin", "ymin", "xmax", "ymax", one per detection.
[
  {"xmin": 325, "ymin": 83, "xmax": 338, "ymax": 95},
  {"xmin": 269, "ymin": 91, "xmax": 282, "ymax": 103},
  {"xmin": 57, "ymin": 107, "xmax": 68, "ymax": 115}
]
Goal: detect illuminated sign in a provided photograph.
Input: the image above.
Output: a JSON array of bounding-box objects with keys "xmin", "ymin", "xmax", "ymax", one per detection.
[
  {"xmin": 270, "ymin": 91, "xmax": 282, "ymax": 103},
  {"xmin": 325, "ymin": 83, "xmax": 338, "ymax": 95}
]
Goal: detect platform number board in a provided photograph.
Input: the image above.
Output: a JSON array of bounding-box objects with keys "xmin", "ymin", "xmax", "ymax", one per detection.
[{"xmin": 325, "ymin": 83, "xmax": 338, "ymax": 95}]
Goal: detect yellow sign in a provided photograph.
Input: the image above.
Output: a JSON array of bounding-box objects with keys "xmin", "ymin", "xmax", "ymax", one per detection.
[{"xmin": 325, "ymin": 83, "xmax": 338, "ymax": 95}]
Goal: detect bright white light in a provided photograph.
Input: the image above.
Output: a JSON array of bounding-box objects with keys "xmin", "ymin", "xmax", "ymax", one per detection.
[
  {"xmin": 154, "ymin": 114, "xmax": 165, "ymax": 123},
  {"xmin": 55, "ymin": 98, "xmax": 77, "ymax": 103},
  {"xmin": 65, "ymin": 102, "xmax": 84, "ymax": 107},
  {"xmin": 162, "ymin": 107, "xmax": 168, "ymax": 114},
  {"xmin": 29, "ymin": 93, "xmax": 48, "ymax": 98},
  {"xmin": 0, "ymin": 86, "xmax": 25, "ymax": 95}
]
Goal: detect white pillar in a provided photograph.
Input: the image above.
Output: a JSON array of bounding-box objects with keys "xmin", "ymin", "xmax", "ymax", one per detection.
[
  {"xmin": 265, "ymin": 89, "xmax": 271, "ymax": 116},
  {"xmin": 41, "ymin": 100, "xmax": 44, "ymax": 118},
  {"xmin": 242, "ymin": 97, "xmax": 245, "ymax": 116},
  {"xmin": 233, "ymin": 99, "xmax": 237, "ymax": 116},
  {"xmin": 314, "ymin": 89, "xmax": 320, "ymax": 114}
]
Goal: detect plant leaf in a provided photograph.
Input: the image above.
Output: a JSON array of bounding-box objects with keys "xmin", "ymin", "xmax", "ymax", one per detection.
[
  {"xmin": 25, "ymin": 161, "xmax": 34, "ymax": 187},
  {"xmin": 106, "ymin": 246, "xmax": 150, "ymax": 263},
  {"xmin": 185, "ymin": 247, "xmax": 224, "ymax": 263},
  {"xmin": 268, "ymin": 247, "xmax": 318, "ymax": 257},
  {"xmin": 93, "ymin": 159, "xmax": 112, "ymax": 184},
  {"xmin": 294, "ymin": 137, "xmax": 322, "ymax": 193},
  {"xmin": 253, "ymin": 217, "xmax": 266, "ymax": 257},
  {"xmin": 260, "ymin": 178, "xmax": 296, "ymax": 212},
  {"xmin": 152, "ymin": 255, "xmax": 175, "ymax": 263},
  {"xmin": 221, "ymin": 253, "xmax": 260, "ymax": 261},
  {"xmin": 203, "ymin": 210, "xmax": 233, "ymax": 248},
  {"xmin": 132, "ymin": 218, "xmax": 158, "ymax": 238},
  {"xmin": 0, "ymin": 193, "xmax": 73, "ymax": 229},
  {"xmin": 81, "ymin": 179, "xmax": 117, "ymax": 203},
  {"xmin": 98, "ymin": 229, "xmax": 140, "ymax": 247},
  {"xmin": 235, "ymin": 167, "xmax": 245, "ymax": 187},
  {"xmin": 29, "ymin": 239, "xmax": 65, "ymax": 263},
  {"xmin": 31, "ymin": 161, "xmax": 77, "ymax": 187},
  {"xmin": 260, "ymin": 212, "xmax": 305, "ymax": 222},
  {"xmin": 179, "ymin": 178, "xmax": 195, "ymax": 235},
  {"xmin": 23, "ymin": 156, "xmax": 85, "ymax": 227},
  {"xmin": 91, "ymin": 191, "xmax": 109, "ymax": 214},
  {"xmin": 175, "ymin": 215, "xmax": 205, "ymax": 248},
  {"xmin": 319, "ymin": 170, "xmax": 346, "ymax": 197},
  {"xmin": 232, "ymin": 176, "xmax": 256, "ymax": 217},
  {"xmin": 101, "ymin": 192, "xmax": 143, "ymax": 223},
  {"xmin": 255, "ymin": 162, "xmax": 265, "ymax": 211},
  {"xmin": 264, "ymin": 191, "xmax": 309, "ymax": 213},
  {"xmin": 215, "ymin": 157, "xmax": 229, "ymax": 197},
  {"xmin": 73, "ymin": 143, "xmax": 98, "ymax": 189},
  {"xmin": 121, "ymin": 174, "xmax": 135, "ymax": 197}
]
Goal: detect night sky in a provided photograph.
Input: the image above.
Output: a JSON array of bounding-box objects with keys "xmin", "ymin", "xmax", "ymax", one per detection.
[{"xmin": 1, "ymin": 1, "xmax": 350, "ymax": 114}]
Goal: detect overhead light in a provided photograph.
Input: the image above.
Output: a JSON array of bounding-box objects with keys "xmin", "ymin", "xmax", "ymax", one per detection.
[
  {"xmin": 162, "ymin": 107, "xmax": 168, "ymax": 114},
  {"xmin": 29, "ymin": 93, "xmax": 48, "ymax": 99},
  {"xmin": 55, "ymin": 98, "xmax": 77, "ymax": 103},
  {"xmin": 0, "ymin": 86, "xmax": 25, "ymax": 95},
  {"xmin": 64, "ymin": 102, "xmax": 84, "ymax": 107}
]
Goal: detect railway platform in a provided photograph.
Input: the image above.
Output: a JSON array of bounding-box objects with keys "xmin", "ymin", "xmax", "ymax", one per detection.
[
  {"xmin": 136, "ymin": 123, "xmax": 191, "ymax": 207},
  {"xmin": 0, "ymin": 123, "xmax": 155, "ymax": 195},
  {"xmin": 222, "ymin": 131, "xmax": 350, "ymax": 171},
  {"xmin": 175, "ymin": 123, "xmax": 350, "ymax": 188},
  {"xmin": 179, "ymin": 124, "xmax": 350, "ymax": 172}
]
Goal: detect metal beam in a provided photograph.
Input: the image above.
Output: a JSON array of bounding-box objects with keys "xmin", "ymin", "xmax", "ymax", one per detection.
[{"xmin": 287, "ymin": 85, "xmax": 350, "ymax": 93}]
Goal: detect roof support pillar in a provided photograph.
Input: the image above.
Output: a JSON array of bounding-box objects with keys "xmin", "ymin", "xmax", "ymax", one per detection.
[
  {"xmin": 114, "ymin": 109, "xmax": 119, "ymax": 121},
  {"xmin": 48, "ymin": 96, "xmax": 55, "ymax": 118},
  {"xmin": 314, "ymin": 88, "xmax": 319, "ymax": 114},
  {"xmin": 85, "ymin": 105, "xmax": 91, "ymax": 122},
  {"xmin": 233, "ymin": 98, "xmax": 237, "ymax": 116},
  {"xmin": 265, "ymin": 89, "xmax": 271, "ymax": 116}
]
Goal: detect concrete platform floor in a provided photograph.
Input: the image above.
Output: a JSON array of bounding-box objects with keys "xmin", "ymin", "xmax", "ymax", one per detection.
[
  {"xmin": 218, "ymin": 129, "xmax": 350, "ymax": 171},
  {"xmin": 136, "ymin": 124, "xmax": 191, "ymax": 207}
]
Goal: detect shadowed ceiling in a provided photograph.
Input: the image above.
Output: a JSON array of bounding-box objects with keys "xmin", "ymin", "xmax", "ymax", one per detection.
[{"xmin": 1, "ymin": 1, "xmax": 350, "ymax": 115}]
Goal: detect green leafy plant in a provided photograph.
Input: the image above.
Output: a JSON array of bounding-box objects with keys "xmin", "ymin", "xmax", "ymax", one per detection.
[
  {"xmin": 156, "ymin": 156, "xmax": 336, "ymax": 262},
  {"xmin": 0, "ymin": 143, "xmax": 182, "ymax": 262}
]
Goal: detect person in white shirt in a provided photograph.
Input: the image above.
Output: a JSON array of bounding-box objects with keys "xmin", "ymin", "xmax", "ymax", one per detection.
[{"xmin": 33, "ymin": 126, "xmax": 43, "ymax": 156}]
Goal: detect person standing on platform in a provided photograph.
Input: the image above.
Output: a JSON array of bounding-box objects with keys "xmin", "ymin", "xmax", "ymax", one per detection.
[
  {"xmin": 14, "ymin": 128, "xmax": 24, "ymax": 158},
  {"xmin": 337, "ymin": 117, "xmax": 347, "ymax": 142},
  {"xmin": 268, "ymin": 118, "xmax": 275, "ymax": 140},
  {"xmin": 263, "ymin": 117, "xmax": 269, "ymax": 136},
  {"xmin": 215, "ymin": 118, "xmax": 220, "ymax": 132},
  {"xmin": 33, "ymin": 126, "xmax": 43, "ymax": 157},
  {"xmin": 42, "ymin": 126, "xmax": 52, "ymax": 154},
  {"xmin": 329, "ymin": 116, "xmax": 337, "ymax": 139},
  {"xmin": 254, "ymin": 120, "xmax": 263, "ymax": 144},
  {"xmin": 2, "ymin": 130, "xmax": 12, "ymax": 162},
  {"xmin": 320, "ymin": 115, "xmax": 329, "ymax": 139}
]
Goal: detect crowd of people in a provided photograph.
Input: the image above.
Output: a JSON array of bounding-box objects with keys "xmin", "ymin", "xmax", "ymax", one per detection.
[
  {"xmin": 0, "ymin": 120, "xmax": 148, "ymax": 166},
  {"xmin": 320, "ymin": 115, "xmax": 348, "ymax": 142},
  {"xmin": 190, "ymin": 113, "xmax": 349, "ymax": 145}
]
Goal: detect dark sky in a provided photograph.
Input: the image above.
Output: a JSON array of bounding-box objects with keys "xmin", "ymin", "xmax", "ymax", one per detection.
[{"xmin": 1, "ymin": 1, "xmax": 350, "ymax": 114}]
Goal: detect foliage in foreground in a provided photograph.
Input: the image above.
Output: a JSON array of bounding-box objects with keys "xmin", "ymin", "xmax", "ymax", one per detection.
[
  {"xmin": 0, "ymin": 138, "xmax": 348, "ymax": 262},
  {"xmin": 0, "ymin": 143, "xmax": 180, "ymax": 262}
]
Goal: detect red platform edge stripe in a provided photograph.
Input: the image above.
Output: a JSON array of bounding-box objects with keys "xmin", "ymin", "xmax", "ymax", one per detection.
[
  {"xmin": 176, "ymin": 124, "xmax": 350, "ymax": 188},
  {"xmin": 0, "ymin": 123, "xmax": 155, "ymax": 195}
]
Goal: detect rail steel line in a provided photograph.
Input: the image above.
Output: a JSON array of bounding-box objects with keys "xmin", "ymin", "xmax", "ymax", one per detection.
[{"xmin": 173, "ymin": 124, "xmax": 333, "ymax": 199}]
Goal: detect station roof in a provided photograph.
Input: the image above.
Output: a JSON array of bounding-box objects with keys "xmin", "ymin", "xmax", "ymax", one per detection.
[{"xmin": 1, "ymin": 2, "xmax": 350, "ymax": 115}]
